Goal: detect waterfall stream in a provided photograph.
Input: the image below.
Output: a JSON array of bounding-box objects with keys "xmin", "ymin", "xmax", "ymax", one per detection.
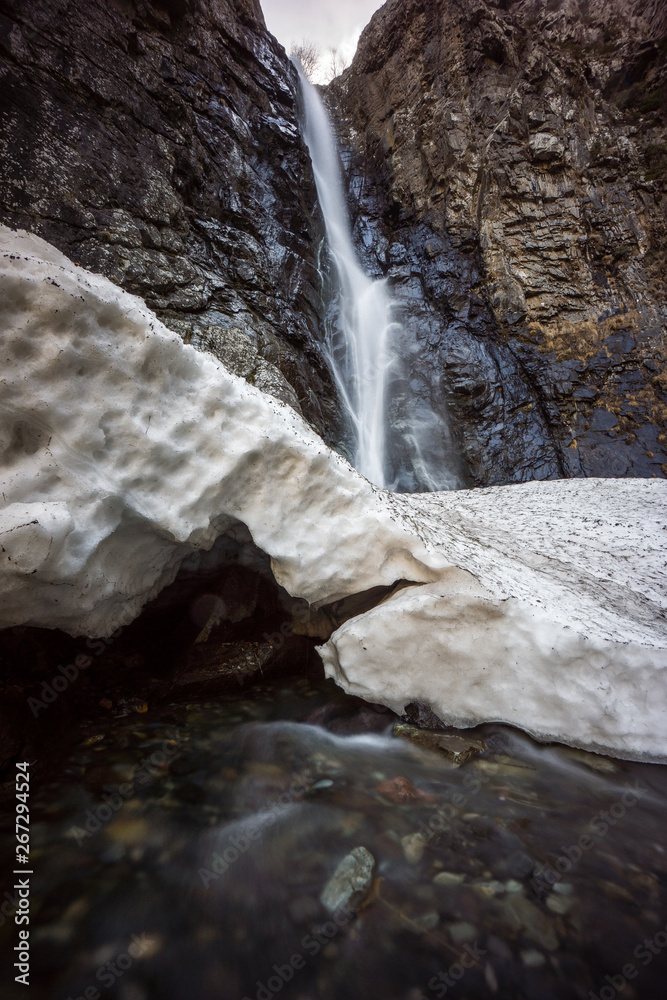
[{"xmin": 297, "ymin": 66, "xmax": 461, "ymax": 492}]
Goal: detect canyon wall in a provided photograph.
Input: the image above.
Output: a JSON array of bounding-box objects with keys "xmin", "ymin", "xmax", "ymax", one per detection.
[
  {"xmin": 0, "ymin": 0, "xmax": 340, "ymax": 437},
  {"xmin": 329, "ymin": 0, "xmax": 667, "ymax": 484},
  {"xmin": 2, "ymin": 0, "xmax": 666, "ymax": 486}
]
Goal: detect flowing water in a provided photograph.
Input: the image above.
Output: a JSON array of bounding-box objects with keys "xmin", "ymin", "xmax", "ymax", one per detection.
[
  {"xmin": 297, "ymin": 68, "xmax": 461, "ymax": 493},
  {"xmin": 2, "ymin": 675, "xmax": 666, "ymax": 1000}
]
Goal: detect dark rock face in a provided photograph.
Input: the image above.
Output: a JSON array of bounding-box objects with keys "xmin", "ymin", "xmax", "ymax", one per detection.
[
  {"xmin": 0, "ymin": 0, "xmax": 341, "ymax": 437},
  {"xmin": 2, "ymin": 0, "xmax": 665, "ymax": 485},
  {"xmin": 329, "ymin": 0, "xmax": 667, "ymax": 484}
]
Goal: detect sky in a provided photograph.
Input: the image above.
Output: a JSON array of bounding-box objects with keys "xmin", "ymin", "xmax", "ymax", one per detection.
[{"xmin": 262, "ymin": 0, "xmax": 385, "ymax": 82}]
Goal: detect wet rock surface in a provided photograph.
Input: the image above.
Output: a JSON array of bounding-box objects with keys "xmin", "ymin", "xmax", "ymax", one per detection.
[
  {"xmin": 329, "ymin": 0, "xmax": 667, "ymax": 485},
  {"xmin": 394, "ymin": 723, "xmax": 485, "ymax": 765},
  {"xmin": 0, "ymin": 0, "xmax": 340, "ymax": 437},
  {"xmin": 1, "ymin": 675, "xmax": 666, "ymax": 1000},
  {"xmin": 2, "ymin": 0, "xmax": 665, "ymax": 483}
]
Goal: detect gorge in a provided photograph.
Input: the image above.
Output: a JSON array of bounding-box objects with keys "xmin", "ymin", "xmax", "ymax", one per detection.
[{"xmin": 0, "ymin": 0, "xmax": 666, "ymax": 998}]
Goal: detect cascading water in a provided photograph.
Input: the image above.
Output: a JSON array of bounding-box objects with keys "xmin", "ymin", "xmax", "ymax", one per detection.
[{"xmin": 296, "ymin": 65, "xmax": 462, "ymax": 493}]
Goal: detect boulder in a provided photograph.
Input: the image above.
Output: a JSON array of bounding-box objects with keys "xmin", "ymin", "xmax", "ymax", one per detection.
[{"xmin": 529, "ymin": 133, "xmax": 566, "ymax": 163}]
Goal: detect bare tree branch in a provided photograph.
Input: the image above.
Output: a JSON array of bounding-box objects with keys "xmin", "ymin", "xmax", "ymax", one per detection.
[
  {"xmin": 290, "ymin": 39, "xmax": 321, "ymax": 81},
  {"xmin": 326, "ymin": 47, "xmax": 347, "ymax": 82}
]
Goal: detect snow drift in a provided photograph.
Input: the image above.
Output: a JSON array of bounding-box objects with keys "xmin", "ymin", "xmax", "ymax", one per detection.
[{"xmin": 1, "ymin": 226, "xmax": 665, "ymax": 761}]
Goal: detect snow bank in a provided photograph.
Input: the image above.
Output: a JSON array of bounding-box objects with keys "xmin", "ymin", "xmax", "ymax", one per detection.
[
  {"xmin": 1, "ymin": 226, "xmax": 666, "ymax": 760},
  {"xmin": 321, "ymin": 481, "xmax": 667, "ymax": 761},
  {"xmin": 0, "ymin": 227, "xmax": 441, "ymax": 636}
]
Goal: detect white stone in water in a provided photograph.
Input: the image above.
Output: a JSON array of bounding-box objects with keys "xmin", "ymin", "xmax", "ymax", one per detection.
[
  {"xmin": 401, "ymin": 833, "xmax": 427, "ymax": 864},
  {"xmin": 1, "ymin": 226, "xmax": 666, "ymax": 762},
  {"xmin": 433, "ymin": 871, "xmax": 466, "ymax": 887},
  {"xmin": 320, "ymin": 846, "xmax": 375, "ymax": 913}
]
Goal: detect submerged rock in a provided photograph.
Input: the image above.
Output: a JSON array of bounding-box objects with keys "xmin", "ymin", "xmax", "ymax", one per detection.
[
  {"xmin": 401, "ymin": 832, "xmax": 427, "ymax": 864},
  {"xmin": 375, "ymin": 775, "xmax": 435, "ymax": 803},
  {"xmin": 503, "ymin": 895, "xmax": 559, "ymax": 952},
  {"xmin": 0, "ymin": 0, "xmax": 340, "ymax": 439},
  {"xmin": 393, "ymin": 723, "xmax": 484, "ymax": 764},
  {"xmin": 320, "ymin": 846, "xmax": 375, "ymax": 913},
  {"xmin": 433, "ymin": 871, "xmax": 466, "ymax": 887}
]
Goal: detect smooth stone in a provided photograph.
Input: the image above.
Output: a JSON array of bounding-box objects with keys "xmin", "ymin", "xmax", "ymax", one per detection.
[
  {"xmin": 320, "ymin": 846, "xmax": 375, "ymax": 913},
  {"xmin": 553, "ymin": 882, "xmax": 574, "ymax": 895},
  {"xmin": 409, "ymin": 911, "xmax": 440, "ymax": 933},
  {"xmin": 472, "ymin": 880, "xmax": 506, "ymax": 897},
  {"xmin": 433, "ymin": 871, "xmax": 466, "ymax": 886},
  {"xmin": 401, "ymin": 833, "xmax": 427, "ymax": 864},
  {"xmin": 546, "ymin": 894, "xmax": 571, "ymax": 914},
  {"xmin": 447, "ymin": 921, "xmax": 478, "ymax": 944},
  {"xmin": 505, "ymin": 895, "xmax": 559, "ymax": 951},
  {"xmin": 521, "ymin": 949, "xmax": 547, "ymax": 968},
  {"xmin": 505, "ymin": 880, "xmax": 524, "ymax": 894}
]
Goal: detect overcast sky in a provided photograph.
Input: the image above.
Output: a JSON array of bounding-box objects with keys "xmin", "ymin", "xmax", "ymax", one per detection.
[{"xmin": 262, "ymin": 0, "xmax": 385, "ymax": 81}]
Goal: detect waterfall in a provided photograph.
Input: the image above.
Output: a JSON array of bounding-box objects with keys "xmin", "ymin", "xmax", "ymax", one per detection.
[{"xmin": 296, "ymin": 65, "xmax": 462, "ymax": 493}]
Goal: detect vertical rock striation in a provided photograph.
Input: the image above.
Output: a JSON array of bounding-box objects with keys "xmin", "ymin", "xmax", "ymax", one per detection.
[
  {"xmin": 0, "ymin": 0, "xmax": 340, "ymax": 436},
  {"xmin": 329, "ymin": 0, "xmax": 667, "ymax": 484}
]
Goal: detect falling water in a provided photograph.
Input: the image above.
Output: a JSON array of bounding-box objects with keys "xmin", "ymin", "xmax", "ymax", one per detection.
[{"xmin": 296, "ymin": 65, "xmax": 461, "ymax": 492}]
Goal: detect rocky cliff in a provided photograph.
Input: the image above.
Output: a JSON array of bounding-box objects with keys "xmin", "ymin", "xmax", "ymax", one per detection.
[
  {"xmin": 2, "ymin": 0, "xmax": 666, "ymax": 486},
  {"xmin": 0, "ymin": 0, "xmax": 340, "ymax": 437},
  {"xmin": 329, "ymin": 0, "xmax": 667, "ymax": 484}
]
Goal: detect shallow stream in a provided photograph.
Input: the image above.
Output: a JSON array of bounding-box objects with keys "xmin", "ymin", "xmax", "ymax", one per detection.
[{"xmin": 2, "ymin": 676, "xmax": 666, "ymax": 1000}]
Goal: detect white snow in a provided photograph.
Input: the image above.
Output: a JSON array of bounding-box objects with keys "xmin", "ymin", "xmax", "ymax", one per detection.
[
  {"xmin": 1, "ymin": 225, "xmax": 666, "ymax": 760},
  {"xmin": 0, "ymin": 227, "xmax": 440, "ymax": 636}
]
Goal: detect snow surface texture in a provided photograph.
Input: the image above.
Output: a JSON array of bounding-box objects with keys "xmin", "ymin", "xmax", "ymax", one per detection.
[{"xmin": 1, "ymin": 226, "xmax": 666, "ymax": 761}]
